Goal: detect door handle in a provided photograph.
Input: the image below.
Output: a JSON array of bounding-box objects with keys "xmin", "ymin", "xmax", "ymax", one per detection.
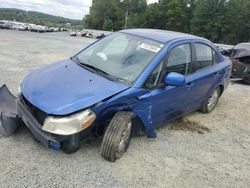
[
  {"xmin": 186, "ymin": 82, "xmax": 194, "ymax": 89},
  {"xmin": 137, "ymin": 93, "xmax": 152, "ymax": 100},
  {"xmin": 213, "ymin": 72, "xmax": 219, "ymax": 77}
]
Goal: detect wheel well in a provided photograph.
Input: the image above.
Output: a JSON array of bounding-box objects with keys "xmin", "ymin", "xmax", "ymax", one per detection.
[
  {"xmin": 219, "ymin": 85, "xmax": 224, "ymax": 97},
  {"xmin": 95, "ymin": 110, "xmax": 146, "ymax": 136},
  {"xmin": 132, "ymin": 115, "xmax": 145, "ymax": 136}
]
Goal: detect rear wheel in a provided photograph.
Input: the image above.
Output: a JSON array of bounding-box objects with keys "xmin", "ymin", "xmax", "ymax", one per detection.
[
  {"xmin": 101, "ymin": 111, "xmax": 133, "ymax": 162},
  {"xmin": 201, "ymin": 87, "xmax": 221, "ymax": 113}
]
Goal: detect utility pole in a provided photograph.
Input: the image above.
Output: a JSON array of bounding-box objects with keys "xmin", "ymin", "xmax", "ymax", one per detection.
[{"xmin": 124, "ymin": 6, "xmax": 129, "ymax": 29}]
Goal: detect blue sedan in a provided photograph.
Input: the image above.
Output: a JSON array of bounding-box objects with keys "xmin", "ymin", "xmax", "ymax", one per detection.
[{"xmin": 0, "ymin": 29, "xmax": 232, "ymax": 162}]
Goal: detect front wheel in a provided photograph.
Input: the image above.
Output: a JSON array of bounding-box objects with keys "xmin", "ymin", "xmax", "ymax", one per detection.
[
  {"xmin": 101, "ymin": 111, "xmax": 133, "ymax": 162},
  {"xmin": 200, "ymin": 87, "xmax": 221, "ymax": 113}
]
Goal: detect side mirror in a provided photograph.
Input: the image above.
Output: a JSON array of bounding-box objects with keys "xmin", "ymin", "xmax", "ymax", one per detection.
[{"xmin": 164, "ymin": 72, "xmax": 185, "ymax": 86}]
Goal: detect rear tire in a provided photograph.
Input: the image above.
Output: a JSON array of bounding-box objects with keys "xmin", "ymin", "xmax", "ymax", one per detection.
[
  {"xmin": 200, "ymin": 87, "xmax": 221, "ymax": 113},
  {"xmin": 101, "ymin": 111, "xmax": 133, "ymax": 162}
]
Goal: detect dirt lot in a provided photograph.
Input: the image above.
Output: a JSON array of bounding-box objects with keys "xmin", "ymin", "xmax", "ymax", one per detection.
[{"xmin": 0, "ymin": 30, "xmax": 250, "ymax": 188}]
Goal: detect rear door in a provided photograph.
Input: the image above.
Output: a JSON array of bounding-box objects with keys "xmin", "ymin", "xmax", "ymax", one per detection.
[{"xmin": 186, "ymin": 42, "xmax": 221, "ymax": 107}]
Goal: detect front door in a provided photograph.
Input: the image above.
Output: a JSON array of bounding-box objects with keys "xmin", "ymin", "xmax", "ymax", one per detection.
[{"xmin": 141, "ymin": 42, "xmax": 198, "ymax": 128}]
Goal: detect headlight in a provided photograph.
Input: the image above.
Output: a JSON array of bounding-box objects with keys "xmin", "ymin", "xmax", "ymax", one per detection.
[{"xmin": 42, "ymin": 110, "xmax": 96, "ymax": 136}]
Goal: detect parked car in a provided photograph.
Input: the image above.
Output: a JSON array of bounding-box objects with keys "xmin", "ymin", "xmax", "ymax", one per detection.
[
  {"xmin": 214, "ymin": 43, "xmax": 234, "ymax": 56},
  {"xmin": 230, "ymin": 43, "xmax": 250, "ymax": 84},
  {"xmin": 0, "ymin": 20, "xmax": 6, "ymax": 29},
  {"xmin": 0, "ymin": 29, "xmax": 231, "ymax": 162},
  {"xmin": 85, "ymin": 32, "xmax": 94, "ymax": 38},
  {"xmin": 96, "ymin": 33, "xmax": 106, "ymax": 39},
  {"xmin": 70, "ymin": 31, "xmax": 77, "ymax": 36}
]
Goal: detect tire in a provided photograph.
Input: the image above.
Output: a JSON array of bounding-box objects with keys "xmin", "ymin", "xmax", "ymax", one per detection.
[
  {"xmin": 200, "ymin": 87, "xmax": 221, "ymax": 113},
  {"xmin": 62, "ymin": 133, "xmax": 80, "ymax": 154},
  {"xmin": 243, "ymin": 78, "xmax": 250, "ymax": 85},
  {"xmin": 101, "ymin": 111, "xmax": 134, "ymax": 162}
]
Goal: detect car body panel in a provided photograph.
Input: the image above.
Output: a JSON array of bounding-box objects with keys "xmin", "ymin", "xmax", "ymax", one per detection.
[
  {"xmin": 121, "ymin": 29, "xmax": 202, "ymax": 44},
  {"xmin": 21, "ymin": 59, "xmax": 129, "ymax": 115}
]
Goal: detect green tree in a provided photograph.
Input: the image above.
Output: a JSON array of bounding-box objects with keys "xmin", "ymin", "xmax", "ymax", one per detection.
[
  {"xmin": 85, "ymin": 0, "xmax": 124, "ymax": 30},
  {"xmin": 122, "ymin": 0, "xmax": 147, "ymax": 28},
  {"xmin": 165, "ymin": 0, "xmax": 190, "ymax": 32},
  {"xmin": 223, "ymin": 0, "xmax": 250, "ymax": 44},
  {"xmin": 144, "ymin": 3, "xmax": 165, "ymax": 29},
  {"xmin": 191, "ymin": 0, "xmax": 228, "ymax": 43}
]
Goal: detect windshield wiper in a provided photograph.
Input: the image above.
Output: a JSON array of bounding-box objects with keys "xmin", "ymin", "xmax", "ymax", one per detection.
[
  {"xmin": 73, "ymin": 57, "xmax": 130, "ymax": 85},
  {"xmin": 80, "ymin": 62, "xmax": 110, "ymax": 76}
]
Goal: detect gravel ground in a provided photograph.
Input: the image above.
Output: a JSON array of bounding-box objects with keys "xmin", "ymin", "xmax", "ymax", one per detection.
[{"xmin": 0, "ymin": 30, "xmax": 250, "ymax": 188}]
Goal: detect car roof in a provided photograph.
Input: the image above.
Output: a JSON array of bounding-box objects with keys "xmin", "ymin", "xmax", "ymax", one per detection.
[{"xmin": 120, "ymin": 28, "xmax": 204, "ymax": 44}]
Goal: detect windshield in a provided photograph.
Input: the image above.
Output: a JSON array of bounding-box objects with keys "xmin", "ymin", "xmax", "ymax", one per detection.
[
  {"xmin": 234, "ymin": 43, "xmax": 250, "ymax": 51},
  {"xmin": 73, "ymin": 32, "xmax": 164, "ymax": 84}
]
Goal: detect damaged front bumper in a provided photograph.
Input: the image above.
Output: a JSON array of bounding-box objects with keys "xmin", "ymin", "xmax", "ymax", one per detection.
[
  {"xmin": 0, "ymin": 85, "xmax": 93, "ymax": 152},
  {"xmin": 0, "ymin": 84, "xmax": 62, "ymax": 151},
  {"xmin": 17, "ymin": 97, "xmax": 62, "ymax": 151},
  {"xmin": 0, "ymin": 85, "xmax": 20, "ymax": 137}
]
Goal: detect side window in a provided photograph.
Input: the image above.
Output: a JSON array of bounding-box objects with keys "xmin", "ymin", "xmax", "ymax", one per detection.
[
  {"xmin": 144, "ymin": 61, "xmax": 163, "ymax": 89},
  {"xmin": 195, "ymin": 43, "xmax": 214, "ymax": 70},
  {"xmin": 166, "ymin": 44, "xmax": 192, "ymax": 75}
]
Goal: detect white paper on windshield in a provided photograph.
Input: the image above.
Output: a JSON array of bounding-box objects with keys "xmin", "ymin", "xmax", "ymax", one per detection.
[{"xmin": 139, "ymin": 43, "xmax": 161, "ymax": 53}]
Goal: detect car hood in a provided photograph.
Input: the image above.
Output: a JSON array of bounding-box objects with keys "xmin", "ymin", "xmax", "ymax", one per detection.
[{"xmin": 21, "ymin": 59, "xmax": 129, "ymax": 115}]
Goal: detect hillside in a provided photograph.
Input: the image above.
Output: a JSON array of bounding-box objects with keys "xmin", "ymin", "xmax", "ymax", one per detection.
[{"xmin": 0, "ymin": 8, "xmax": 83, "ymax": 28}]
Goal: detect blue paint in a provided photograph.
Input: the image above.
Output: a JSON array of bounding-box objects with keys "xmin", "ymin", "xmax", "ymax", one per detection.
[
  {"xmin": 20, "ymin": 29, "xmax": 232, "ymax": 139},
  {"xmin": 121, "ymin": 29, "xmax": 202, "ymax": 43},
  {"xmin": 165, "ymin": 72, "xmax": 186, "ymax": 86},
  {"xmin": 21, "ymin": 59, "xmax": 128, "ymax": 115}
]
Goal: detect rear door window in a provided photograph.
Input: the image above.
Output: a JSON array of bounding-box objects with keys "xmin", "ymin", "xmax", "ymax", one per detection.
[{"xmin": 195, "ymin": 43, "xmax": 215, "ymax": 70}]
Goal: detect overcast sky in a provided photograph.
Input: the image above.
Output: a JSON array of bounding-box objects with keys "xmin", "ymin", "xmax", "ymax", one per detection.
[{"xmin": 0, "ymin": 0, "xmax": 158, "ymax": 20}]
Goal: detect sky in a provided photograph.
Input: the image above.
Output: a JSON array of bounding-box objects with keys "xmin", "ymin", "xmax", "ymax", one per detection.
[{"xmin": 0, "ymin": 0, "xmax": 159, "ymax": 20}]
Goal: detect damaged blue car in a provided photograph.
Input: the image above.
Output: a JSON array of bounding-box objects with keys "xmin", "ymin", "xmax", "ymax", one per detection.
[{"xmin": 0, "ymin": 29, "xmax": 231, "ymax": 162}]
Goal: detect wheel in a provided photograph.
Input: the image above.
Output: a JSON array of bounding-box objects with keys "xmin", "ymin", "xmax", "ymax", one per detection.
[
  {"xmin": 200, "ymin": 87, "xmax": 221, "ymax": 113},
  {"xmin": 243, "ymin": 77, "xmax": 250, "ymax": 85},
  {"xmin": 62, "ymin": 133, "xmax": 80, "ymax": 154},
  {"xmin": 101, "ymin": 111, "xmax": 133, "ymax": 162}
]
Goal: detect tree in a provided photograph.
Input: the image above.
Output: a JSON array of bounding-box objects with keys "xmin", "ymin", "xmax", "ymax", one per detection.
[
  {"xmin": 84, "ymin": 0, "xmax": 250, "ymax": 44},
  {"xmin": 223, "ymin": 0, "xmax": 250, "ymax": 44},
  {"xmin": 191, "ymin": 0, "xmax": 228, "ymax": 43},
  {"xmin": 165, "ymin": 0, "xmax": 190, "ymax": 32},
  {"xmin": 122, "ymin": 0, "xmax": 147, "ymax": 28},
  {"xmin": 144, "ymin": 3, "xmax": 165, "ymax": 29},
  {"xmin": 85, "ymin": 0, "xmax": 124, "ymax": 30}
]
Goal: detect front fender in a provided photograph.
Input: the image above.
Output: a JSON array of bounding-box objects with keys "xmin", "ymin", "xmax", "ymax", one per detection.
[{"xmin": 93, "ymin": 90, "xmax": 157, "ymax": 138}]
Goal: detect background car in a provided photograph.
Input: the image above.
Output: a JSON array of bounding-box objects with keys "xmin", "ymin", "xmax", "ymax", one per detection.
[{"xmin": 230, "ymin": 43, "xmax": 250, "ymax": 84}]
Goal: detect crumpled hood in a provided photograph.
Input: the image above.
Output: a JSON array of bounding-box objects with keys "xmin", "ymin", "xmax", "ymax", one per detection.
[{"xmin": 21, "ymin": 59, "xmax": 129, "ymax": 115}]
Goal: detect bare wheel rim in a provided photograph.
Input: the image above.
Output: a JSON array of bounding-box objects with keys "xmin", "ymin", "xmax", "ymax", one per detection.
[
  {"xmin": 117, "ymin": 122, "xmax": 132, "ymax": 155},
  {"xmin": 207, "ymin": 89, "xmax": 219, "ymax": 112}
]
